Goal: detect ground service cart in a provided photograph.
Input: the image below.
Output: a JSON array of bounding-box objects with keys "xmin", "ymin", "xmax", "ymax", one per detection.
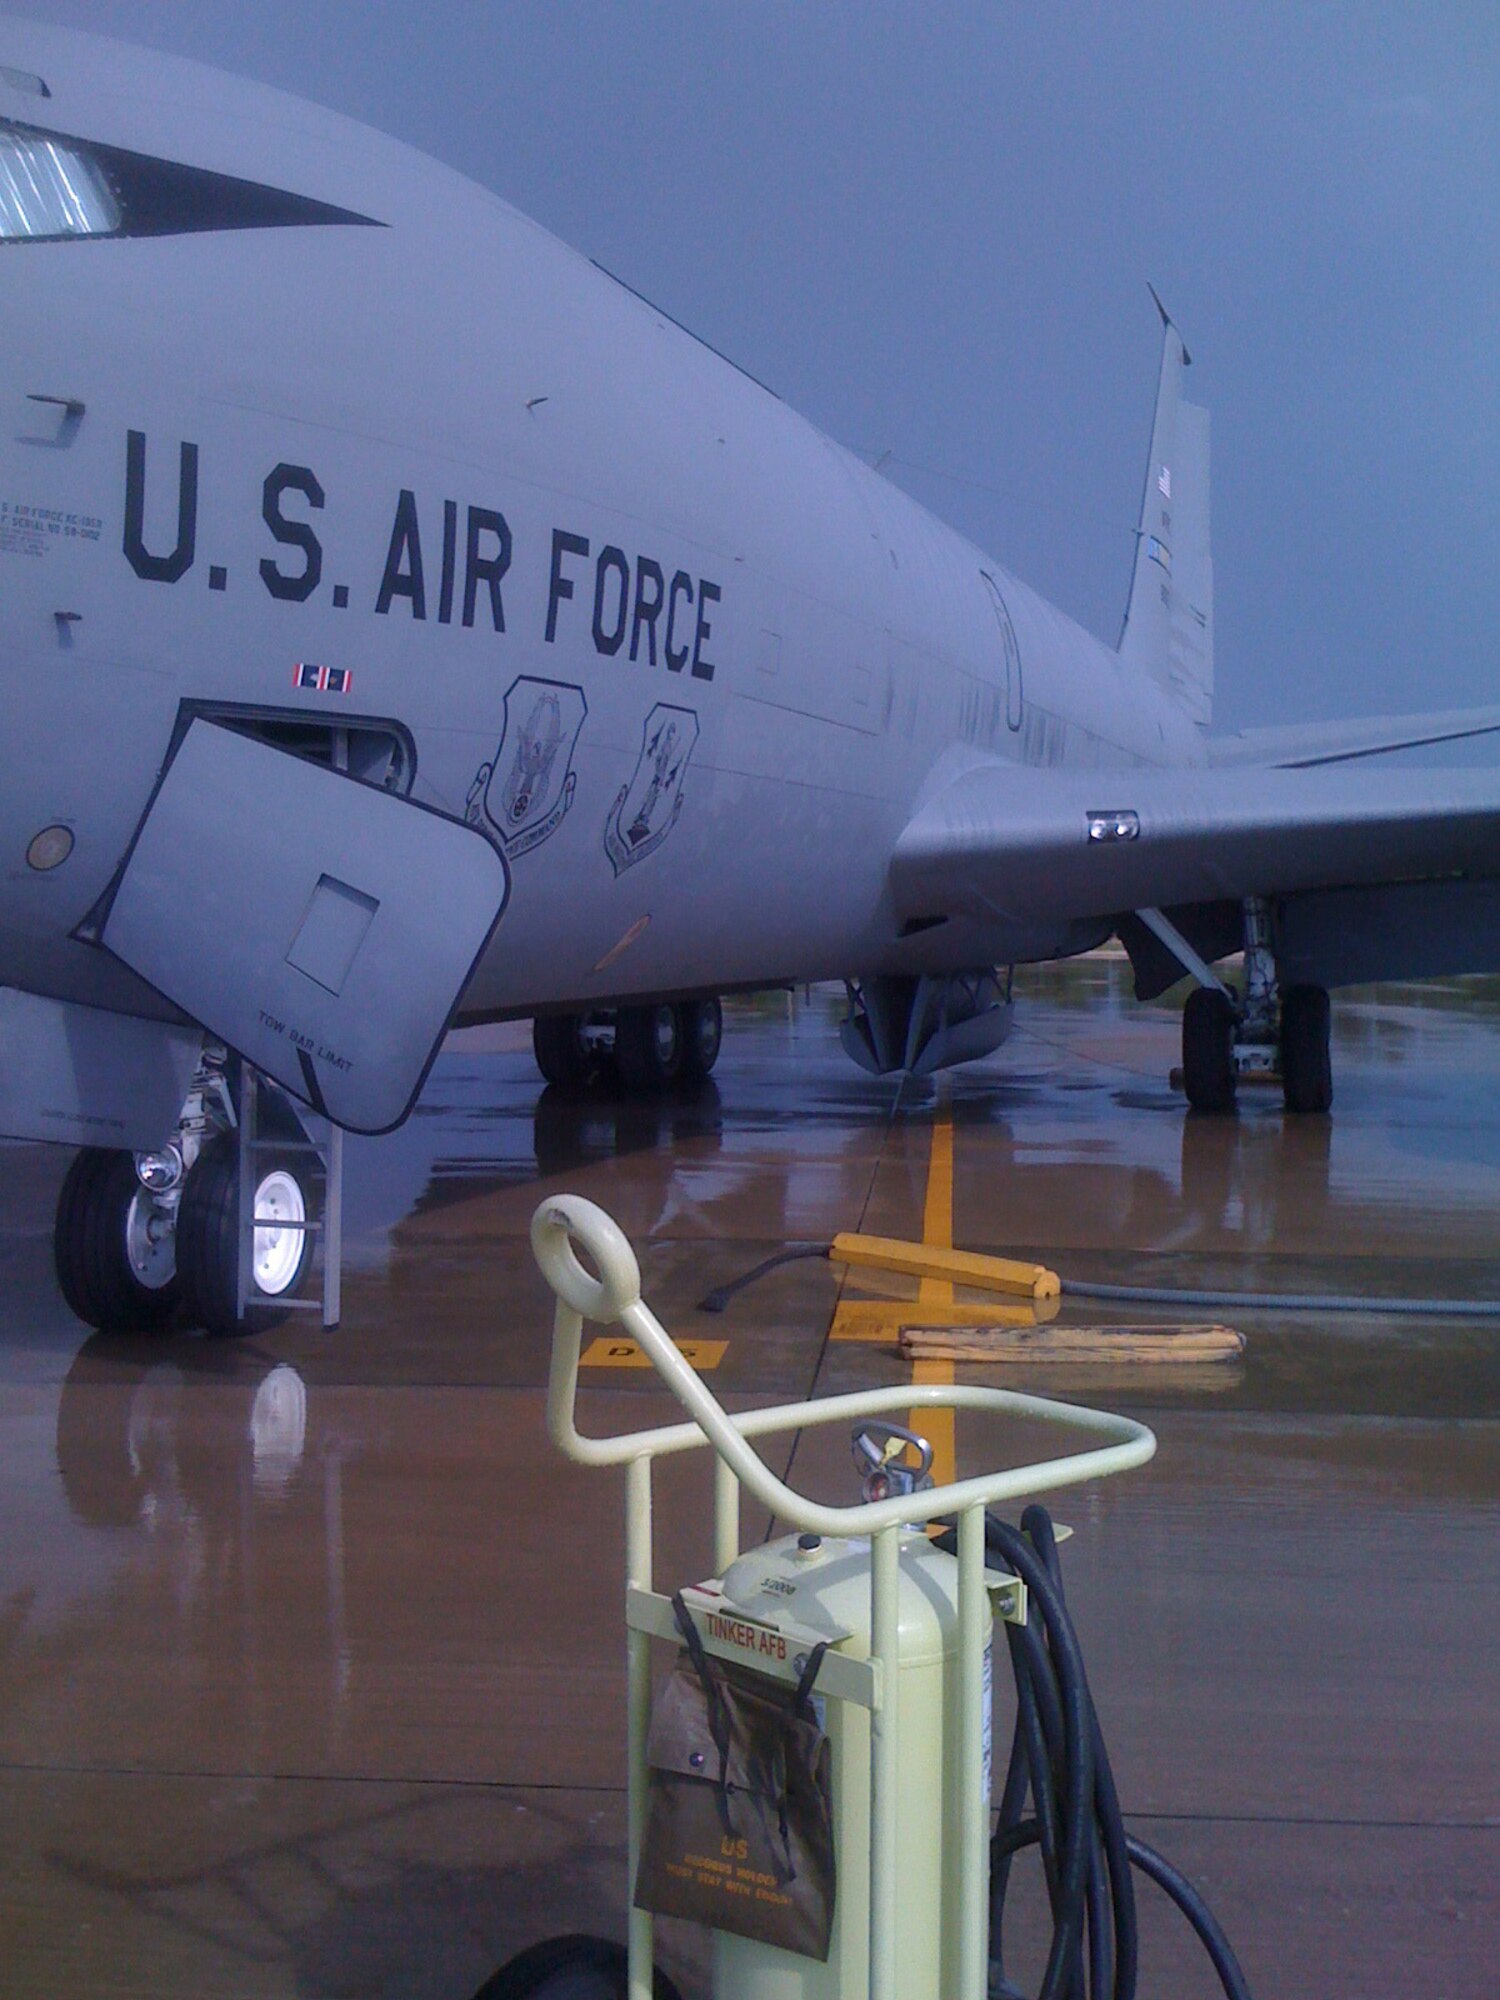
[{"xmin": 485, "ymin": 1193, "xmax": 1159, "ymax": 2000}]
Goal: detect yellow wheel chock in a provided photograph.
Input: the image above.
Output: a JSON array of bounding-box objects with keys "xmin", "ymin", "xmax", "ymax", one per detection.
[{"xmin": 830, "ymin": 1230, "xmax": 1061, "ymax": 1301}]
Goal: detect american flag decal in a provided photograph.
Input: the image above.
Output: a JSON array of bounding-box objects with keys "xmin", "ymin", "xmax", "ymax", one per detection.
[{"xmin": 293, "ymin": 663, "xmax": 353, "ymax": 694}]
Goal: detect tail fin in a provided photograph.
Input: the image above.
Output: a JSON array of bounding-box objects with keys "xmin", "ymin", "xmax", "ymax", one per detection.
[{"xmin": 1117, "ymin": 289, "xmax": 1213, "ymax": 730}]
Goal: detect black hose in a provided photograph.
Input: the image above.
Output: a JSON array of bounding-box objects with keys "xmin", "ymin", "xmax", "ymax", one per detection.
[
  {"xmin": 696, "ymin": 1244, "xmax": 829, "ymax": 1314},
  {"xmin": 695, "ymin": 1240, "xmax": 1500, "ymax": 1319},
  {"xmin": 1063, "ymin": 1277, "xmax": 1500, "ymax": 1316},
  {"xmin": 939, "ymin": 1505, "xmax": 1253, "ymax": 2000},
  {"xmin": 1124, "ymin": 1836, "xmax": 1252, "ymax": 1999}
]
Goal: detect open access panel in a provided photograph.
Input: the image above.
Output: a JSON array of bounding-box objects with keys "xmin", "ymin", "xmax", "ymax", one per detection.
[{"xmin": 98, "ymin": 719, "xmax": 509, "ymax": 1133}]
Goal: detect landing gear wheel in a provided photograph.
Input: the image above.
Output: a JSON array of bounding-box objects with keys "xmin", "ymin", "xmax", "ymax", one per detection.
[
  {"xmin": 614, "ymin": 1003, "xmax": 684, "ymax": 1093},
  {"xmin": 1281, "ymin": 983, "xmax": 1332, "ymax": 1114},
  {"xmin": 471, "ymin": 1935, "xmax": 682, "ymax": 2000},
  {"xmin": 176, "ymin": 1133, "xmax": 314, "ymax": 1337},
  {"xmin": 534, "ymin": 1013, "xmax": 591, "ymax": 1087},
  {"xmin": 53, "ymin": 1147, "xmax": 180, "ymax": 1332},
  {"xmin": 1182, "ymin": 988, "xmax": 1237, "ymax": 1115},
  {"xmin": 678, "ymin": 996, "xmax": 723, "ymax": 1084}
]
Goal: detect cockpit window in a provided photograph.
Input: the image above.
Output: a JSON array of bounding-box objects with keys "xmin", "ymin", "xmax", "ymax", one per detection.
[
  {"xmin": 0, "ymin": 118, "xmax": 380, "ymax": 243},
  {"xmin": 1, "ymin": 125, "xmax": 118, "ymax": 238}
]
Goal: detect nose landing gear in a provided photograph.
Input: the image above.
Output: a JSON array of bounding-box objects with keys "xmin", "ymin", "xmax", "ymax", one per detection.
[{"xmin": 51, "ymin": 1049, "xmax": 339, "ymax": 1337}]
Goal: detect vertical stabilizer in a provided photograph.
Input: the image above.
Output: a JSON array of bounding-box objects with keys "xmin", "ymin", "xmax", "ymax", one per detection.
[{"xmin": 1117, "ymin": 292, "xmax": 1213, "ymax": 730}]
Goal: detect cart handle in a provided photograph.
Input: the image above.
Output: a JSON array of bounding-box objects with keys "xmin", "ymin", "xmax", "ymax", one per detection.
[{"xmin": 533, "ymin": 1194, "xmax": 1154, "ymax": 1534}]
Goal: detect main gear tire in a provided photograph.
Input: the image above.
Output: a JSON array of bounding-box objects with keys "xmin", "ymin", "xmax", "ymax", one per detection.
[
  {"xmin": 1281, "ymin": 983, "xmax": 1332, "ymax": 1114},
  {"xmin": 176, "ymin": 1133, "xmax": 314, "ymax": 1337},
  {"xmin": 533, "ymin": 1013, "xmax": 592, "ymax": 1087},
  {"xmin": 53, "ymin": 1147, "xmax": 180, "ymax": 1332},
  {"xmin": 1182, "ymin": 988, "xmax": 1237, "ymax": 1115},
  {"xmin": 614, "ymin": 1003, "xmax": 684, "ymax": 1093},
  {"xmin": 677, "ymin": 996, "xmax": 723, "ymax": 1084}
]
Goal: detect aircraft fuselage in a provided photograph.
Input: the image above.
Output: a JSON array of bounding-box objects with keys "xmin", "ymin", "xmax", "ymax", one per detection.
[{"xmin": 1, "ymin": 26, "xmax": 1199, "ymax": 1039}]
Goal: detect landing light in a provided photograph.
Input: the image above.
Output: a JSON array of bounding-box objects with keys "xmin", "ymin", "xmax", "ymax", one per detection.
[
  {"xmin": 1087, "ymin": 810, "xmax": 1140, "ymax": 844},
  {"xmin": 134, "ymin": 1146, "xmax": 184, "ymax": 1194}
]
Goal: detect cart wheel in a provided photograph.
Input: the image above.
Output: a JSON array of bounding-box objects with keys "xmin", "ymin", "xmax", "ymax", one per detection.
[{"xmin": 471, "ymin": 1933, "xmax": 682, "ymax": 2000}]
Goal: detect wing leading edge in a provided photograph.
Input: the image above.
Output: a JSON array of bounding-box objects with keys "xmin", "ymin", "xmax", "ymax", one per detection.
[
  {"xmin": 1207, "ymin": 704, "xmax": 1500, "ymax": 769},
  {"xmin": 891, "ymin": 760, "xmax": 1500, "ymax": 942}
]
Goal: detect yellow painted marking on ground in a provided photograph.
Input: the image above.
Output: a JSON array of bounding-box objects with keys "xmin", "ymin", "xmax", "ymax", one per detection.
[
  {"xmin": 830, "ymin": 1233, "xmax": 1060, "ymax": 1300},
  {"xmin": 920, "ymin": 1093, "xmax": 955, "ymax": 1264},
  {"xmin": 581, "ymin": 1336, "xmax": 727, "ymax": 1371},
  {"xmin": 825, "ymin": 1085, "xmax": 1062, "ymax": 1487},
  {"xmin": 914, "ymin": 1086, "xmax": 956, "ymax": 1487}
]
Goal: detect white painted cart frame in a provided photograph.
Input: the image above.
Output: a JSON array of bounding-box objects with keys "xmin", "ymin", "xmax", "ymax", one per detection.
[{"xmin": 532, "ymin": 1195, "xmax": 1157, "ymax": 2000}]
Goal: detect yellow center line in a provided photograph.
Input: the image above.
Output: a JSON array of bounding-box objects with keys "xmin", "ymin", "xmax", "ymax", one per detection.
[
  {"xmin": 912, "ymin": 1083, "xmax": 957, "ymax": 1487},
  {"xmin": 919, "ymin": 1085, "xmax": 955, "ymax": 1270}
]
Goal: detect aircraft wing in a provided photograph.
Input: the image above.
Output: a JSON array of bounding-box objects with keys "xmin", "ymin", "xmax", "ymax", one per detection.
[
  {"xmin": 890, "ymin": 761, "xmax": 1500, "ymax": 933},
  {"xmin": 1206, "ymin": 704, "xmax": 1500, "ymax": 769}
]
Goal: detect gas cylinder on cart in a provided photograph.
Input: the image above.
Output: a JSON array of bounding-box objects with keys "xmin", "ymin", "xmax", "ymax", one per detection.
[{"xmin": 708, "ymin": 1517, "xmax": 992, "ymax": 2000}]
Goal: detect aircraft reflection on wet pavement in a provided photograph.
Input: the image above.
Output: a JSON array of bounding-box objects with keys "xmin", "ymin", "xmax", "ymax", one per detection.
[
  {"xmin": 5, "ymin": 973, "xmax": 1500, "ymax": 1996},
  {"xmin": 57, "ymin": 1339, "xmax": 314, "ymax": 1526}
]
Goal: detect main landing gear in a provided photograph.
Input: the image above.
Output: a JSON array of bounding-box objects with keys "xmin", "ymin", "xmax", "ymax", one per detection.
[
  {"xmin": 52, "ymin": 1050, "xmax": 338, "ymax": 1338},
  {"xmin": 1173, "ymin": 898, "xmax": 1332, "ymax": 1116},
  {"xmin": 532, "ymin": 998, "xmax": 723, "ymax": 1094}
]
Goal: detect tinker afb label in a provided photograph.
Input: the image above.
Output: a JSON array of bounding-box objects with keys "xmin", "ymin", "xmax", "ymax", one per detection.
[{"xmin": 118, "ymin": 429, "xmax": 723, "ymax": 679}]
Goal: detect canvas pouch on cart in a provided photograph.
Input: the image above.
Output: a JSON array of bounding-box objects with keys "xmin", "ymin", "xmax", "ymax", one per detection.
[{"xmin": 635, "ymin": 1597, "xmax": 835, "ymax": 1959}]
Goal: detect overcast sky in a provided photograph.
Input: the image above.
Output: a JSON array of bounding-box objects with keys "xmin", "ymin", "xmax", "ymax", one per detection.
[{"xmin": 16, "ymin": 3, "xmax": 1500, "ymax": 732}]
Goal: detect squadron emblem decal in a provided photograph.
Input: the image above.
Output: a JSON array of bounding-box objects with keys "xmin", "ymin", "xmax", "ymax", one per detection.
[
  {"xmin": 604, "ymin": 702, "xmax": 700, "ymax": 875},
  {"xmin": 466, "ymin": 675, "xmax": 587, "ymax": 858}
]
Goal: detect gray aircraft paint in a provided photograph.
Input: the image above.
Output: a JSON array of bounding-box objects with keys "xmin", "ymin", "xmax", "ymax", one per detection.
[{"xmin": 4, "ymin": 24, "xmax": 1500, "ymax": 1135}]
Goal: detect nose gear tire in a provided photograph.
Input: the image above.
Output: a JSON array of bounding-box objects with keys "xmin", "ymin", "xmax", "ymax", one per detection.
[
  {"xmin": 53, "ymin": 1147, "xmax": 181, "ymax": 1332},
  {"xmin": 176, "ymin": 1133, "xmax": 314, "ymax": 1337}
]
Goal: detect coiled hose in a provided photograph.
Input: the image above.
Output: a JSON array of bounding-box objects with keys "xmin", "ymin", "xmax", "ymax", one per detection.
[{"xmin": 939, "ymin": 1505, "xmax": 1252, "ymax": 2000}]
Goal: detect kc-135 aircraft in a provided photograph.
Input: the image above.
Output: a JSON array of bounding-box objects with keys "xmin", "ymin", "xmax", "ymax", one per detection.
[{"xmin": 6, "ymin": 20, "xmax": 1500, "ymax": 1337}]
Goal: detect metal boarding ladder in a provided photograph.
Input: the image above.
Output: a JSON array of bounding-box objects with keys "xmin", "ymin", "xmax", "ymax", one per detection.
[{"xmin": 234, "ymin": 1063, "xmax": 344, "ymax": 1329}]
